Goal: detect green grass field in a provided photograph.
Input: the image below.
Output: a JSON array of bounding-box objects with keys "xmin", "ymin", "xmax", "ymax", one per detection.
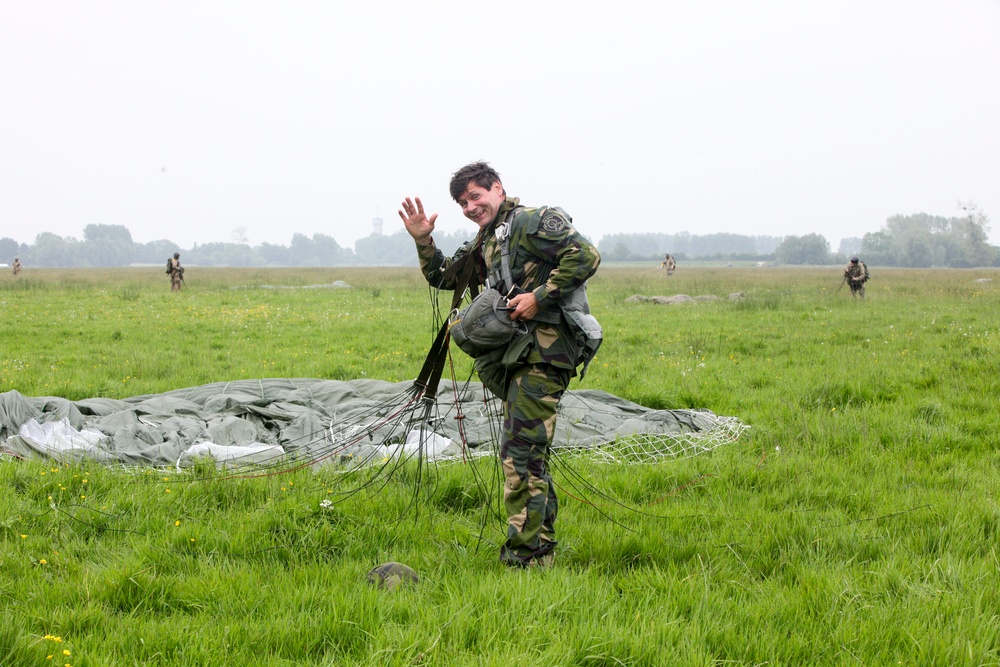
[{"xmin": 2, "ymin": 266, "xmax": 999, "ymax": 666}]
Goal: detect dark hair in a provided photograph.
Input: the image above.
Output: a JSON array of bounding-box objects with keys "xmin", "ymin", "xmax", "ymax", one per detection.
[
  {"xmin": 174, "ymin": 253, "xmax": 180, "ymax": 259},
  {"xmin": 449, "ymin": 161, "xmax": 502, "ymax": 201}
]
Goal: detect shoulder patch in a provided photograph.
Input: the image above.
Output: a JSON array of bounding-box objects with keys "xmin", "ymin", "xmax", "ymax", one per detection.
[{"xmin": 541, "ymin": 215, "xmax": 569, "ymax": 234}]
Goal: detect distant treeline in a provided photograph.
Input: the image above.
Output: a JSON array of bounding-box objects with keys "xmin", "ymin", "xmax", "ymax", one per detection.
[
  {"xmin": 3, "ymin": 206, "xmax": 997, "ymax": 268},
  {"xmin": 858, "ymin": 210, "xmax": 999, "ymax": 268},
  {"xmin": 599, "ymin": 207, "xmax": 999, "ymax": 268},
  {"xmin": 0, "ymin": 226, "xmax": 475, "ymax": 268},
  {"xmin": 598, "ymin": 232, "xmax": 784, "ymax": 262}
]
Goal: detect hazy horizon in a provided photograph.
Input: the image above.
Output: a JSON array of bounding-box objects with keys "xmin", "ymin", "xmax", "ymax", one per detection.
[{"xmin": 3, "ymin": 1, "xmax": 998, "ymax": 251}]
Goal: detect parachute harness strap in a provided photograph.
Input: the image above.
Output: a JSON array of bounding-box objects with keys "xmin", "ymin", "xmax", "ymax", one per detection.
[{"xmin": 493, "ymin": 207, "xmax": 522, "ymax": 295}]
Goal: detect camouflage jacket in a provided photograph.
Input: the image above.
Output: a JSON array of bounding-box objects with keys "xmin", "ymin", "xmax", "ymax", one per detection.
[
  {"xmin": 416, "ymin": 197, "xmax": 601, "ymax": 374},
  {"xmin": 844, "ymin": 261, "xmax": 869, "ymax": 284}
]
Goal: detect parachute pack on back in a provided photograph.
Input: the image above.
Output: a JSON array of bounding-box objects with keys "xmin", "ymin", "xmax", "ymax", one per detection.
[{"xmin": 166, "ymin": 258, "xmax": 173, "ymax": 274}]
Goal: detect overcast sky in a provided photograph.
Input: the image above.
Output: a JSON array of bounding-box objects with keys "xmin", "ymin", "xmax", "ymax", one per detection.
[{"xmin": 2, "ymin": 1, "xmax": 998, "ymax": 253}]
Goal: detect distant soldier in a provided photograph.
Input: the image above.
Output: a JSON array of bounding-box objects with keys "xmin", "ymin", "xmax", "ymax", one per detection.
[
  {"xmin": 11, "ymin": 258, "xmax": 22, "ymax": 275},
  {"xmin": 167, "ymin": 253, "xmax": 184, "ymax": 291},
  {"xmin": 659, "ymin": 254, "xmax": 676, "ymax": 275},
  {"xmin": 844, "ymin": 256, "xmax": 869, "ymax": 298}
]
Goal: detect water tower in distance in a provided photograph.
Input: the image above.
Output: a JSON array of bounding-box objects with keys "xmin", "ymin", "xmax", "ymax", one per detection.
[{"xmin": 372, "ymin": 216, "xmax": 383, "ymax": 235}]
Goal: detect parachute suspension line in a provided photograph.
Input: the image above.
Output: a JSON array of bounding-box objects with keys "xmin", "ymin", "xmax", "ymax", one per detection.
[
  {"xmin": 340, "ymin": 254, "xmax": 477, "ymax": 519},
  {"xmin": 226, "ymin": 253, "xmax": 485, "ymax": 518},
  {"xmin": 199, "ymin": 385, "xmax": 423, "ymax": 483},
  {"xmin": 325, "ymin": 414, "xmax": 440, "ymax": 513},
  {"xmin": 444, "ymin": 351, "xmax": 472, "ymax": 464},
  {"xmin": 443, "ymin": 346, "xmax": 507, "ymax": 544},
  {"xmin": 399, "ymin": 396, "xmax": 442, "ymax": 522},
  {"xmin": 545, "ymin": 456, "xmax": 640, "ymax": 533},
  {"xmin": 478, "ymin": 386, "xmax": 509, "ymax": 550},
  {"xmin": 424, "ymin": 266, "xmax": 510, "ymax": 549},
  {"xmin": 428, "ymin": 283, "xmax": 444, "ymax": 336},
  {"xmin": 548, "ymin": 453, "xmax": 680, "ymax": 523}
]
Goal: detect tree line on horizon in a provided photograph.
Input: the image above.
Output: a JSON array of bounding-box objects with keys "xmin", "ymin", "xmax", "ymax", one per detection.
[
  {"xmin": 2, "ymin": 205, "xmax": 996, "ymax": 268},
  {"xmin": 0, "ymin": 227, "xmax": 476, "ymax": 269},
  {"xmin": 600, "ymin": 204, "xmax": 998, "ymax": 268}
]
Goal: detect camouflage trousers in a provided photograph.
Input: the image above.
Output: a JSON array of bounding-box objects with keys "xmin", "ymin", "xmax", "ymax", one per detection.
[{"xmin": 499, "ymin": 362, "xmax": 570, "ymax": 567}]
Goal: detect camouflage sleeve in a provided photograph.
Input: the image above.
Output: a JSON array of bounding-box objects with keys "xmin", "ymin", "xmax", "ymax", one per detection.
[
  {"xmin": 520, "ymin": 209, "xmax": 601, "ymax": 309},
  {"xmin": 415, "ymin": 238, "xmax": 477, "ymax": 291}
]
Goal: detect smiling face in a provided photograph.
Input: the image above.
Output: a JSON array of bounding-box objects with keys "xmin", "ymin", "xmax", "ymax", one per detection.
[{"xmin": 456, "ymin": 180, "xmax": 505, "ymax": 229}]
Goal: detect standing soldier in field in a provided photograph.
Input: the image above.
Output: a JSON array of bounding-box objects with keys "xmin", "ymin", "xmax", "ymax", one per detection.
[
  {"xmin": 844, "ymin": 256, "xmax": 869, "ymax": 298},
  {"xmin": 399, "ymin": 161, "xmax": 601, "ymax": 568},
  {"xmin": 167, "ymin": 252, "xmax": 184, "ymax": 291},
  {"xmin": 11, "ymin": 258, "xmax": 22, "ymax": 275}
]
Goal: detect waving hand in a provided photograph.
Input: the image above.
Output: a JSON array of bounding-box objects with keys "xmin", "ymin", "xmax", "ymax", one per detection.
[{"xmin": 398, "ymin": 197, "xmax": 438, "ymax": 245}]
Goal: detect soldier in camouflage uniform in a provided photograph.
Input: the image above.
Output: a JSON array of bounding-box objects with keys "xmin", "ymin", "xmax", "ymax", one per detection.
[
  {"xmin": 844, "ymin": 256, "xmax": 869, "ymax": 298},
  {"xmin": 399, "ymin": 162, "xmax": 601, "ymax": 568},
  {"xmin": 168, "ymin": 253, "xmax": 184, "ymax": 292}
]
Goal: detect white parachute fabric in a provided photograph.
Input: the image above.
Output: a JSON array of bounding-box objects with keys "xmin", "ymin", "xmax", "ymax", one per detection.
[
  {"xmin": 17, "ymin": 418, "xmax": 105, "ymax": 460},
  {"xmin": 175, "ymin": 442, "xmax": 286, "ymax": 471},
  {"xmin": 0, "ymin": 379, "xmax": 748, "ymax": 468}
]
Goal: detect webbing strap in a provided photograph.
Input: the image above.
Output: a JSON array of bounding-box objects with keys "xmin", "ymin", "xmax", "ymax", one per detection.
[
  {"xmin": 413, "ymin": 319, "xmax": 450, "ymax": 400},
  {"xmin": 495, "ymin": 207, "xmax": 521, "ymax": 294},
  {"xmin": 440, "ymin": 242, "xmax": 481, "ymax": 305},
  {"xmin": 415, "ymin": 243, "xmax": 481, "ymax": 400}
]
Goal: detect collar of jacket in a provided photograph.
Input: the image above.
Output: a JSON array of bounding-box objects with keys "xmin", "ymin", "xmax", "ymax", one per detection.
[{"xmin": 480, "ymin": 196, "xmax": 521, "ymax": 239}]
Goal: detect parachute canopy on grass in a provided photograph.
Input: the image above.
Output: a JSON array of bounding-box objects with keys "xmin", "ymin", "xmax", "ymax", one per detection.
[{"xmin": 0, "ymin": 378, "xmax": 747, "ymax": 467}]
